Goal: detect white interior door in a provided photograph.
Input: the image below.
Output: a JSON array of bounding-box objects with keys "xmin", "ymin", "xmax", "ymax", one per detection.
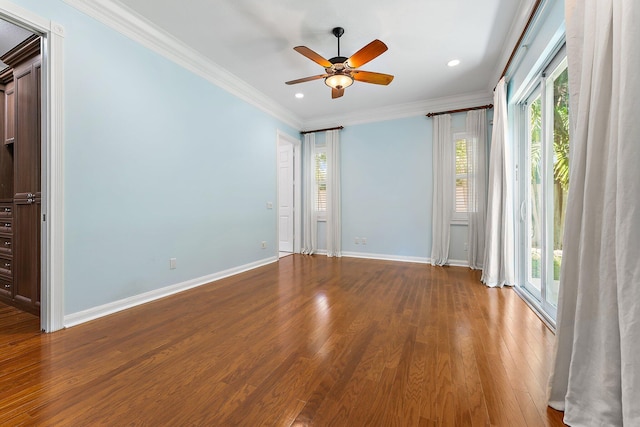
[{"xmin": 278, "ymin": 140, "xmax": 294, "ymax": 253}]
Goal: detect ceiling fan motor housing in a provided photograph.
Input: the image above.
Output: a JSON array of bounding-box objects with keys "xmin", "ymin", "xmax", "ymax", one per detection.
[
  {"xmin": 327, "ymin": 57, "xmax": 350, "ymax": 74},
  {"xmin": 329, "ymin": 56, "xmax": 349, "ymax": 64}
]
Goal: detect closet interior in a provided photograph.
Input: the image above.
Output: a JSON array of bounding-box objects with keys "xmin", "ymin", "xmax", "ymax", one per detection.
[{"xmin": 0, "ymin": 34, "xmax": 41, "ymax": 316}]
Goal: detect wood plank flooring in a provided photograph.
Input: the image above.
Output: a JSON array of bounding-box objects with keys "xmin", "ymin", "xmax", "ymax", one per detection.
[{"xmin": 0, "ymin": 255, "xmax": 566, "ymax": 426}]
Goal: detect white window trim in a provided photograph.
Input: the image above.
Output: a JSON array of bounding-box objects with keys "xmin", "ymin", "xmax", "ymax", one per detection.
[
  {"xmin": 452, "ymin": 131, "xmax": 470, "ymax": 225},
  {"xmin": 315, "ymin": 144, "xmax": 327, "ymax": 222}
]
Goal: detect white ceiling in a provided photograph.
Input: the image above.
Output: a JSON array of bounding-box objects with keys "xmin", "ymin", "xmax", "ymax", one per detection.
[{"xmin": 113, "ymin": 0, "xmax": 533, "ymax": 128}]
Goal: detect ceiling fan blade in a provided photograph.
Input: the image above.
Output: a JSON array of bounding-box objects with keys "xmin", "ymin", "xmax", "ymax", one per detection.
[
  {"xmin": 332, "ymin": 87, "xmax": 344, "ymax": 99},
  {"xmin": 285, "ymin": 74, "xmax": 328, "ymax": 85},
  {"xmin": 293, "ymin": 46, "xmax": 332, "ymax": 68},
  {"xmin": 347, "ymin": 40, "xmax": 388, "ymax": 68},
  {"xmin": 352, "ymin": 71, "xmax": 394, "ymax": 85}
]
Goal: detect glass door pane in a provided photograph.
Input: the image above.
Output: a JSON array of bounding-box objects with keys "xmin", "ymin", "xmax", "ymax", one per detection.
[
  {"xmin": 526, "ymin": 94, "xmax": 543, "ymax": 299},
  {"xmin": 547, "ymin": 59, "xmax": 569, "ymax": 308}
]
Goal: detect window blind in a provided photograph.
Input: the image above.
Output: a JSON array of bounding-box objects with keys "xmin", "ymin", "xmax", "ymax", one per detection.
[
  {"xmin": 455, "ymin": 137, "xmax": 469, "ymax": 213},
  {"xmin": 315, "ymin": 151, "xmax": 327, "ymax": 212}
]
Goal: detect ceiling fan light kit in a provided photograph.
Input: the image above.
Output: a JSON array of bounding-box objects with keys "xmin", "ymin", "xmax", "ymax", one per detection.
[
  {"xmin": 325, "ymin": 73, "xmax": 353, "ymax": 90},
  {"xmin": 286, "ymin": 27, "xmax": 393, "ymax": 99}
]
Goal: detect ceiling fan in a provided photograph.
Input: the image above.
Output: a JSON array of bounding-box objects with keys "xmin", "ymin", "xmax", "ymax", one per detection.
[{"xmin": 285, "ymin": 27, "xmax": 394, "ymax": 99}]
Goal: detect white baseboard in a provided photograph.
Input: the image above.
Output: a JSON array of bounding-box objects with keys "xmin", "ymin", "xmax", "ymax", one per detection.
[
  {"xmin": 341, "ymin": 252, "xmax": 470, "ymax": 268},
  {"xmin": 63, "ymin": 256, "xmax": 278, "ymax": 328},
  {"xmin": 341, "ymin": 251, "xmax": 430, "ymax": 264},
  {"xmin": 446, "ymin": 259, "xmax": 470, "ymax": 268}
]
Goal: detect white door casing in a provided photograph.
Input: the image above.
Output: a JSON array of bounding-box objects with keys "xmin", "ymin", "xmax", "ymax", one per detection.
[
  {"xmin": 0, "ymin": 2, "xmax": 65, "ymax": 332},
  {"xmin": 276, "ymin": 130, "xmax": 301, "ymax": 255},
  {"xmin": 278, "ymin": 139, "xmax": 294, "ymax": 252}
]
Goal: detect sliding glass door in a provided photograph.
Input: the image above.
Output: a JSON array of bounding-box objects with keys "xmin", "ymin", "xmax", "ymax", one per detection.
[{"xmin": 518, "ymin": 48, "xmax": 569, "ymax": 323}]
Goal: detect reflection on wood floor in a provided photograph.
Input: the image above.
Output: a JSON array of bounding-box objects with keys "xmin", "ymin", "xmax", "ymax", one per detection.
[{"xmin": 0, "ymin": 255, "xmax": 566, "ymax": 426}]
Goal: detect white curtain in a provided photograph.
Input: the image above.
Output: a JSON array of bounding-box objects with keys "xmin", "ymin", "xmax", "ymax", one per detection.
[
  {"xmin": 548, "ymin": 1, "xmax": 640, "ymax": 425},
  {"xmin": 430, "ymin": 114, "xmax": 452, "ymax": 266},
  {"xmin": 301, "ymin": 133, "xmax": 317, "ymax": 254},
  {"xmin": 481, "ymin": 78, "xmax": 515, "ymax": 287},
  {"xmin": 325, "ymin": 130, "xmax": 342, "ymax": 257},
  {"xmin": 466, "ymin": 110, "xmax": 487, "ymax": 269}
]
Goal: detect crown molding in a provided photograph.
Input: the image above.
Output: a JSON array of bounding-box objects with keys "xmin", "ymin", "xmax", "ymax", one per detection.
[
  {"xmin": 0, "ymin": 33, "xmax": 40, "ymax": 68},
  {"xmin": 61, "ymin": 0, "xmax": 498, "ymax": 132},
  {"xmin": 63, "ymin": 0, "xmax": 303, "ymax": 129},
  {"xmin": 302, "ymin": 90, "xmax": 494, "ymax": 129}
]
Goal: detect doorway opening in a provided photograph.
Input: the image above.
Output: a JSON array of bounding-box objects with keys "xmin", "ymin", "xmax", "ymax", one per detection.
[
  {"xmin": 276, "ymin": 131, "xmax": 301, "ymax": 258},
  {"xmin": 0, "ymin": 21, "xmax": 41, "ymax": 318},
  {"xmin": 0, "ymin": 4, "xmax": 65, "ymax": 332}
]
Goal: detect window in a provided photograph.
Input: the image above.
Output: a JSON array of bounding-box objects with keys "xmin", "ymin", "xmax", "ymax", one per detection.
[
  {"xmin": 315, "ymin": 147, "xmax": 327, "ymax": 220},
  {"xmin": 453, "ymin": 132, "xmax": 470, "ymax": 222}
]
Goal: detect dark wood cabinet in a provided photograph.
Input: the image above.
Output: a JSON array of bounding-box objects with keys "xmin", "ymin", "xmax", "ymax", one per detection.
[
  {"xmin": 0, "ymin": 35, "xmax": 41, "ymax": 315},
  {"xmin": 0, "ymin": 80, "xmax": 14, "ymax": 199},
  {"xmin": 0, "ymin": 202, "xmax": 12, "ymax": 300},
  {"xmin": 4, "ymin": 81, "xmax": 15, "ymax": 145}
]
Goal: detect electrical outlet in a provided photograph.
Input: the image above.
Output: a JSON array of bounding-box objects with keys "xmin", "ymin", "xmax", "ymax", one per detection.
[
  {"xmin": 266, "ymin": 202, "xmax": 273, "ymax": 209},
  {"xmin": 355, "ymin": 237, "xmax": 360, "ymax": 245},
  {"xmin": 261, "ymin": 241, "xmax": 267, "ymax": 249},
  {"xmin": 464, "ymin": 243, "xmax": 468, "ymax": 252},
  {"xmin": 361, "ymin": 237, "xmax": 367, "ymax": 245},
  {"xmin": 169, "ymin": 258, "xmax": 177, "ymax": 269}
]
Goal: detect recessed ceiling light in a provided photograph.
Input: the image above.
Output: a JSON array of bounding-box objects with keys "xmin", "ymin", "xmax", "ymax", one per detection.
[
  {"xmin": 447, "ymin": 59, "xmax": 461, "ymax": 67},
  {"xmin": 295, "ymin": 93, "xmax": 304, "ymax": 99}
]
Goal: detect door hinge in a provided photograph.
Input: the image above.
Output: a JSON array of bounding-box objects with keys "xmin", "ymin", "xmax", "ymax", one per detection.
[{"xmin": 42, "ymin": 213, "xmax": 46, "ymax": 221}]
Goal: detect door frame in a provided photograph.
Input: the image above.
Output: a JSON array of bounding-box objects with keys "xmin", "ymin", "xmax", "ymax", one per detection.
[
  {"xmin": 514, "ymin": 43, "xmax": 567, "ymax": 328},
  {"xmin": 0, "ymin": 1, "xmax": 65, "ymax": 332},
  {"xmin": 276, "ymin": 130, "xmax": 301, "ymax": 255}
]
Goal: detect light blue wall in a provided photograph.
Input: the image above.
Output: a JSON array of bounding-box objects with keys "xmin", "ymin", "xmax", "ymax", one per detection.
[
  {"xmin": 311, "ymin": 111, "xmax": 492, "ymax": 263},
  {"xmin": 340, "ymin": 117, "xmax": 431, "ymax": 259},
  {"xmin": 5, "ymin": 0, "xmax": 507, "ymax": 316},
  {"xmin": 7, "ymin": 0, "xmax": 297, "ymax": 314}
]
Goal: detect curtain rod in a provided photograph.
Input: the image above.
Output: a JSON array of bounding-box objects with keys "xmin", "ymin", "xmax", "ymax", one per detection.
[
  {"xmin": 500, "ymin": 0, "xmax": 543, "ymax": 79},
  {"xmin": 426, "ymin": 104, "xmax": 493, "ymax": 118},
  {"xmin": 300, "ymin": 126, "xmax": 344, "ymax": 135}
]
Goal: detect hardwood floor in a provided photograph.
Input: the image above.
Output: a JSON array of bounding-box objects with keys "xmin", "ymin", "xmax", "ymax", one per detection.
[{"xmin": 0, "ymin": 255, "xmax": 566, "ymax": 426}]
